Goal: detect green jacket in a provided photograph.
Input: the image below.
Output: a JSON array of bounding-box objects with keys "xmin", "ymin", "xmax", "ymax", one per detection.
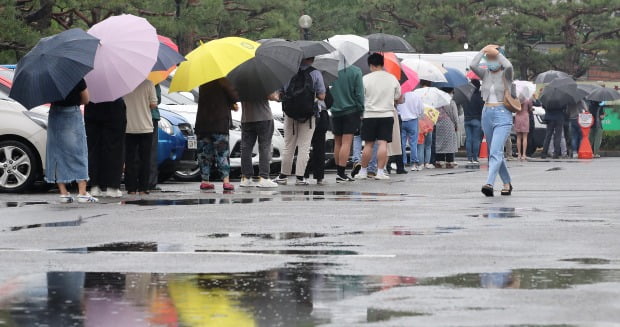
[{"xmin": 329, "ymin": 66, "xmax": 364, "ymax": 117}]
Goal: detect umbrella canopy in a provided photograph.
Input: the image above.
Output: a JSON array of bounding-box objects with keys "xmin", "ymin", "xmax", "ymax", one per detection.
[
  {"xmin": 293, "ymin": 40, "xmax": 336, "ymax": 58},
  {"xmin": 10, "ymin": 28, "xmax": 99, "ymax": 109},
  {"xmin": 413, "ymin": 87, "xmax": 452, "ymax": 108},
  {"xmin": 152, "ymin": 42, "xmax": 185, "ymax": 71},
  {"xmin": 313, "ymin": 52, "xmax": 340, "ymax": 86},
  {"xmin": 170, "ymin": 37, "xmax": 259, "ymax": 92},
  {"xmin": 227, "ymin": 40, "xmax": 303, "ymax": 101},
  {"xmin": 85, "ymin": 14, "xmax": 159, "ymax": 103},
  {"xmin": 587, "ymin": 88, "xmax": 620, "ymax": 102},
  {"xmin": 157, "ymin": 35, "xmax": 178, "ymax": 52},
  {"xmin": 325, "ymin": 34, "xmax": 369, "ymax": 67},
  {"xmin": 466, "ymin": 69, "xmax": 480, "ymax": 80},
  {"xmin": 514, "ymin": 80, "xmax": 536, "ymax": 102},
  {"xmin": 400, "ymin": 65, "xmax": 420, "ymax": 94},
  {"xmin": 577, "ymin": 83, "xmax": 603, "ymax": 95},
  {"xmin": 535, "ymin": 70, "xmax": 569, "ymax": 84},
  {"xmin": 432, "ymin": 67, "xmax": 468, "ymax": 88},
  {"xmin": 382, "ymin": 52, "xmax": 402, "ymax": 80},
  {"xmin": 366, "ymin": 33, "xmax": 415, "ymax": 53},
  {"xmin": 401, "ymin": 58, "xmax": 448, "ymax": 83},
  {"xmin": 453, "ymin": 83, "xmax": 477, "ymax": 106},
  {"xmin": 540, "ymin": 77, "xmax": 586, "ymax": 108}
]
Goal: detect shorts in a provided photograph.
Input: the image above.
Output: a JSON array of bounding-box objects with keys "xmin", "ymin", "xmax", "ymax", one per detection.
[
  {"xmin": 361, "ymin": 117, "xmax": 394, "ymax": 142},
  {"xmin": 331, "ymin": 111, "xmax": 361, "ymax": 136}
]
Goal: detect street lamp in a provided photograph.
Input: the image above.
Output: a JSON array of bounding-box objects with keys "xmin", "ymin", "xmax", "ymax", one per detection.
[
  {"xmin": 175, "ymin": 0, "xmax": 182, "ymax": 52},
  {"xmin": 175, "ymin": 0, "xmax": 182, "ymax": 18},
  {"xmin": 298, "ymin": 14, "xmax": 312, "ymax": 40}
]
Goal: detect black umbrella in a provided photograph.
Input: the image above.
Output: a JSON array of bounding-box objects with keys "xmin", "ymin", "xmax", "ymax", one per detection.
[
  {"xmin": 453, "ymin": 83, "xmax": 477, "ymax": 106},
  {"xmin": 227, "ymin": 40, "xmax": 303, "ymax": 101},
  {"xmin": 534, "ymin": 70, "xmax": 569, "ymax": 84},
  {"xmin": 366, "ymin": 33, "xmax": 415, "ymax": 53},
  {"xmin": 10, "ymin": 28, "xmax": 99, "ymax": 109},
  {"xmin": 152, "ymin": 42, "xmax": 186, "ymax": 71},
  {"xmin": 586, "ymin": 87, "xmax": 620, "ymax": 102},
  {"xmin": 540, "ymin": 77, "xmax": 586, "ymax": 108},
  {"xmin": 292, "ymin": 40, "xmax": 336, "ymax": 58},
  {"xmin": 577, "ymin": 83, "xmax": 602, "ymax": 95}
]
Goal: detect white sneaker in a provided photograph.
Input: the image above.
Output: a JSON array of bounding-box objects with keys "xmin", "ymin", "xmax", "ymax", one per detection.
[
  {"xmin": 90, "ymin": 185, "xmax": 102, "ymax": 197},
  {"xmin": 411, "ymin": 165, "xmax": 419, "ymax": 171},
  {"xmin": 59, "ymin": 193, "xmax": 74, "ymax": 204},
  {"xmin": 374, "ymin": 173, "xmax": 390, "ymax": 180},
  {"xmin": 273, "ymin": 176, "xmax": 288, "ymax": 185},
  {"xmin": 105, "ymin": 188, "xmax": 123, "ymax": 198},
  {"xmin": 472, "ymin": 160, "xmax": 480, "ymax": 165},
  {"xmin": 357, "ymin": 171, "xmax": 368, "ymax": 179},
  {"xmin": 425, "ymin": 163, "xmax": 435, "ymax": 169},
  {"xmin": 295, "ymin": 178, "xmax": 310, "ymax": 186},
  {"xmin": 77, "ymin": 193, "xmax": 99, "ymax": 203},
  {"xmin": 257, "ymin": 177, "xmax": 278, "ymax": 188},
  {"xmin": 240, "ymin": 177, "xmax": 255, "ymax": 187}
]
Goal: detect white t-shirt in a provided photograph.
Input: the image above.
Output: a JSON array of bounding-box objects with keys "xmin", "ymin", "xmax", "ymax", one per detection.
[
  {"xmin": 362, "ymin": 71, "xmax": 401, "ymax": 119},
  {"xmin": 124, "ymin": 80, "xmax": 158, "ymax": 134}
]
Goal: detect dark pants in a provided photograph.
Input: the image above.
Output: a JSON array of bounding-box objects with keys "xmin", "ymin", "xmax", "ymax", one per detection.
[
  {"xmin": 430, "ymin": 126, "xmax": 437, "ymax": 164},
  {"xmin": 305, "ymin": 111, "xmax": 329, "ymax": 180},
  {"xmin": 241, "ymin": 120, "xmax": 274, "ymax": 179},
  {"xmin": 85, "ymin": 106, "xmax": 126, "ymax": 189},
  {"xmin": 436, "ymin": 153, "xmax": 455, "ymax": 162},
  {"xmin": 542, "ymin": 116, "xmax": 565, "ymax": 157},
  {"xmin": 563, "ymin": 118, "xmax": 572, "ymax": 155},
  {"xmin": 570, "ymin": 118, "xmax": 582, "ymax": 154},
  {"xmin": 125, "ymin": 133, "xmax": 153, "ymax": 193},
  {"xmin": 149, "ymin": 120, "xmax": 159, "ymax": 189}
]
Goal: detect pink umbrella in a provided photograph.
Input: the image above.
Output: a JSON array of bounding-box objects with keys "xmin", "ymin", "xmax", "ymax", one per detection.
[
  {"xmin": 85, "ymin": 14, "xmax": 159, "ymax": 103},
  {"xmin": 401, "ymin": 65, "xmax": 420, "ymax": 94}
]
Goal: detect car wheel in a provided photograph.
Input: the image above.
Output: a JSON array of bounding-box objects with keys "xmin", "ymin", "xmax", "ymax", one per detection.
[
  {"xmin": 174, "ymin": 166, "xmax": 201, "ymax": 182},
  {"xmin": 0, "ymin": 140, "xmax": 40, "ymax": 193}
]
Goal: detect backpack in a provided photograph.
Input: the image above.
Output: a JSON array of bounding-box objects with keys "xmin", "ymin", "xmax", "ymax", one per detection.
[{"xmin": 283, "ymin": 67, "xmax": 316, "ymax": 122}]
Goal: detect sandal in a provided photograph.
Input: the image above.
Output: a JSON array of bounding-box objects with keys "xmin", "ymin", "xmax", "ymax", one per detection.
[{"xmin": 481, "ymin": 184, "xmax": 494, "ymax": 197}]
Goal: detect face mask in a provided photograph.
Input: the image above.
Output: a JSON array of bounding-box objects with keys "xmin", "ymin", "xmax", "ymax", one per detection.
[{"xmin": 487, "ymin": 61, "xmax": 501, "ymax": 71}]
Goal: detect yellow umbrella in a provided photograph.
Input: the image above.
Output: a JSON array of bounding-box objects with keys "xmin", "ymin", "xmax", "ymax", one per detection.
[{"xmin": 169, "ymin": 37, "xmax": 259, "ymax": 92}]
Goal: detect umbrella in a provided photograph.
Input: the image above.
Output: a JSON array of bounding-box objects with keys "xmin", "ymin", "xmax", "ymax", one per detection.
[
  {"xmin": 513, "ymin": 80, "xmax": 536, "ymax": 102},
  {"xmin": 400, "ymin": 65, "xmax": 420, "ymax": 94},
  {"xmin": 587, "ymin": 88, "xmax": 620, "ymax": 102},
  {"xmin": 9, "ymin": 28, "xmax": 99, "ymax": 109},
  {"xmin": 293, "ymin": 40, "xmax": 336, "ymax": 58},
  {"xmin": 382, "ymin": 52, "xmax": 402, "ymax": 80},
  {"xmin": 158, "ymin": 35, "xmax": 178, "ymax": 52},
  {"xmin": 453, "ymin": 83, "xmax": 477, "ymax": 106},
  {"xmin": 170, "ymin": 37, "xmax": 259, "ymax": 92},
  {"xmin": 148, "ymin": 35, "xmax": 183, "ymax": 85},
  {"xmin": 413, "ymin": 87, "xmax": 452, "ymax": 108},
  {"xmin": 432, "ymin": 67, "xmax": 468, "ymax": 88},
  {"xmin": 152, "ymin": 42, "xmax": 185, "ymax": 72},
  {"xmin": 85, "ymin": 14, "xmax": 159, "ymax": 103},
  {"xmin": 227, "ymin": 40, "xmax": 303, "ymax": 101},
  {"xmin": 466, "ymin": 69, "xmax": 480, "ymax": 80},
  {"xmin": 540, "ymin": 77, "xmax": 586, "ymax": 108},
  {"xmin": 325, "ymin": 34, "xmax": 369, "ymax": 66},
  {"xmin": 366, "ymin": 33, "xmax": 415, "ymax": 53},
  {"xmin": 313, "ymin": 52, "xmax": 340, "ymax": 86},
  {"xmin": 401, "ymin": 58, "xmax": 448, "ymax": 83},
  {"xmin": 534, "ymin": 70, "xmax": 569, "ymax": 84},
  {"xmin": 577, "ymin": 83, "xmax": 603, "ymax": 95}
]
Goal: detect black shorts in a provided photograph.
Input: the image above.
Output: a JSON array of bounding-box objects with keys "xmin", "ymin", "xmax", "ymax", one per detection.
[
  {"xmin": 361, "ymin": 117, "xmax": 394, "ymax": 142},
  {"xmin": 331, "ymin": 111, "xmax": 361, "ymax": 136}
]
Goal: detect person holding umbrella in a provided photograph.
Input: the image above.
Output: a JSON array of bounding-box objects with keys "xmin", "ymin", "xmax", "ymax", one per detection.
[
  {"xmin": 470, "ymin": 44, "xmax": 515, "ymax": 197},
  {"xmin": 462, "ymin": 80, "xmax": 484, "ymax": 164}
]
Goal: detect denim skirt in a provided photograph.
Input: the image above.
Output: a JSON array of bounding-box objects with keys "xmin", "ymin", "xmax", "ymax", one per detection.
[{"xmin": 45, "ymin": 105, "xmax": 89, "ymax": 184}]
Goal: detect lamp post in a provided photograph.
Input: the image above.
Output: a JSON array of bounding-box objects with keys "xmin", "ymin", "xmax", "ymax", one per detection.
[
  {"xmin": 298, "ymin": 14, "xmax": 312, "ymax": 40},
  {"xmin": 175, "ymin": 0, "xmax": 182, "ymax": 52}
]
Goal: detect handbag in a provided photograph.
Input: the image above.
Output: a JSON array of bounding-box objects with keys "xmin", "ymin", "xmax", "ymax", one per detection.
[{"xmin": 503, "ymin": 78, "xmax": 522, "ymax": 113}]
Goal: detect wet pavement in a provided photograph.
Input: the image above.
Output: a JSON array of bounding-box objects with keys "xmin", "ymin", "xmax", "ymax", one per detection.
[{"xmin": 0, "ymin": 158, "xmax": 619, "ymax": 326}]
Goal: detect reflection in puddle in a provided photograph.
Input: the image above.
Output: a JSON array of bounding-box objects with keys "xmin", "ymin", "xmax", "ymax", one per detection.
[
  {"xmin": 469, "ymin": 207, "xmax": 521, "ymax": 219},
  {"xmin": 392, "ymin": 226, "xmax": 465, "ymax": 236},
  {"xmin": 0, "ymin": 264, "xmax": 418, "ymax": 326},
  {"xmin": 196, "ymin": 249, "xmax": 359, "ymax": 256},
  {"xmin": 561, "ymin": 258, "xmax": 611, "ymax": 265},
  {"xmin": 1, "ymin": 201, "xmax": 49, "ymax": 208},
  {"xmin": 123, "ymin": 195, "xmax": 405, "ymax": 206},
  {"xmin": 4, "ymin": 218, "xmax": 82, "ymax": 232}
]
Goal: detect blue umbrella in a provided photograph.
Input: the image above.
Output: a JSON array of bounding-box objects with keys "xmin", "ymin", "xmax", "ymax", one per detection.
[
  {"xmin": 432, "ymin": 67, "xmax": 468, "ymax": 89},
  {"xmin": 151, "ymin": 42, "xmax": 186, "ymax": 71},
  {"xmin": 10, "ymin": 28, "xmax": 99, "ymax": 109}
]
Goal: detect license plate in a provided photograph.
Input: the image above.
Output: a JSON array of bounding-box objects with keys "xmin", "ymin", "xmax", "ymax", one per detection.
[{"xmin": 187, "ymin": 136, "xmax": 197, "ymax": 149}]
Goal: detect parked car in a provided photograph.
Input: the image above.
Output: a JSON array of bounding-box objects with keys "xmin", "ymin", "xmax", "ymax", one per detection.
[{"xmin": 0, "ymin": 67, "xmax": 195, "ymax": 191}]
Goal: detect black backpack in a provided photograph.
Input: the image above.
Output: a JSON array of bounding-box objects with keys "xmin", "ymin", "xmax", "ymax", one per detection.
[{"xmin": 283, "ymin": 67, "xmax": 316, "ymax": 122}]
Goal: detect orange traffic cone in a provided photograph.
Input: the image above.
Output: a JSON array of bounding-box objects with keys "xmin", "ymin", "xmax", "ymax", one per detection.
[
  {"xmin": 578, "ymin": 127, "xmax": 594, "ymax": 159},
  {"xmin": 479, "ymin": 136, "xmax": 488, "ymax": 159}
]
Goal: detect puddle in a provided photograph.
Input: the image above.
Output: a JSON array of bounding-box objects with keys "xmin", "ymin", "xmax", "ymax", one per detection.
[
  {"xmin": 367, "ymin": 308, "xmax": 427, "ymax": 322},
  {"xmin": 1, "ymin": 201, "xmax": 49, "ymax": 208},
  {"xmin": 469, "ymin": 207, "xmax": 521, "ymax": 219},
  {"xmin": 392, "ymin": 226, "xmax": 465, "ymax": 236},
  {"xmin": 278, "ymin": 191, "xmax": 409, "ymax": 197},
  {"xmin": 123, "ymin": 195, "xmax": 405, "ymax": 206},
  {"xmin": 0, "ymin": 264, "xmax": 419, "ymax": 326},
  {"xmin": 561, "ymin": 258, "xmax": 611, "ymax": 265},
  {"xmin": 196, "ymin": 249, "xmax": 359, "ymax": 256},
  {"xmin": 3, "ymin": 218, "xmax": 82, "ymax": 232},
  {"xmin": 421, "ymin": 268, "xmax": 620, "ymax": 289},
  {"xmin": 557, "ymin": 219, "xmax": 606, "ymax": 223},
  {"xmin": 546, "ymin": 167, "xmax": 564, "ymax": 171},
  {"xmin": 204, "ymin": 232, "xmax": 329, "ymax": 240},
  {"xmin": 428, "ymin": 170, "xmax": 478, "ymax": 177}
]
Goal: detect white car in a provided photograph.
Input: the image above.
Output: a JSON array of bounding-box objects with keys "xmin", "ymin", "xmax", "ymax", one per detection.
[
  {"xmin": 0, "ymin": 98, "xmax": 48, "ymax": 192},
  {"xmin": 158, "ymin": 83, "xmax": 285, "ymax": 181}
]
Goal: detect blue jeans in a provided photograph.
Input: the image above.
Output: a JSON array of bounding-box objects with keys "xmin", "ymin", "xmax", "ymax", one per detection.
[
  {"xmin": 353, "ymin": 135, "xmax": 378, "ymax": 172},
  {"xmin": 416, "ymin": 132, "xmax": 432, "ymax": 164},
  {"xmin": 401, "ymin": 119, "xmax": 418, "ymax": 165},
  {"xmin": 465, "ymin": 119, "xmax": 482, "ymax": 161},
  {"xmin": 481, "ymin": 106, "xmax": 512, "ymax": 186},
  {"xmin": 570, "ymin": 118, "xmax": 581, "ymax": 153}
]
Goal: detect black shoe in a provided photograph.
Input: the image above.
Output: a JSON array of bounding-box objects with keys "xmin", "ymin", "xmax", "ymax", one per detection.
[
  {"xmin": 351, "ymin": 163, "xmax": 361, "ymax": 178},
  {"xmin": 541, "ymin": 155, "xmax": 547, "ymax": 159},
  {"xmin": 396, "ymin": 169, "xmax": 408, "ymax": 174},
  {"xmin": 501, "ymin": 184, "xmax": 513, "ymax": 196},
  {"xmin": 481, "ymin": 184, "xmax": 494, "ymax": 197},
  {"xmin": 552, "ymin": 155, "xmax": 559, "ymax": 159},
  {"xmin": 336, "ymin": 174, "xmax": 354, "ymax": 183}
]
